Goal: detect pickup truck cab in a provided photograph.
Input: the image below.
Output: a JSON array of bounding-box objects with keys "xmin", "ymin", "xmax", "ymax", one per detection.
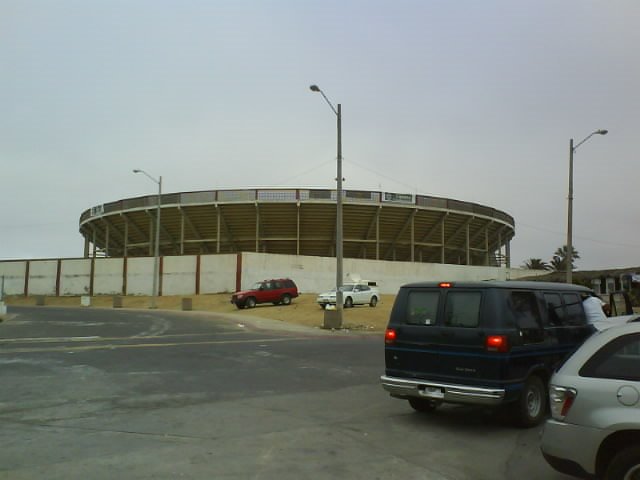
[
  {"xmin": 381, "ymin": 281, "xmax": 606, "ymax": 427},
  {"xmin": 316, "ymin": 281, "xmax": 380, "ymax": 308}
]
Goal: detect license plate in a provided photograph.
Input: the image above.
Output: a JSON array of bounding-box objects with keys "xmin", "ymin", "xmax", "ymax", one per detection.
[{"xmin": 420, "ymin": 386, "xmax": 444, "ymax": 399}]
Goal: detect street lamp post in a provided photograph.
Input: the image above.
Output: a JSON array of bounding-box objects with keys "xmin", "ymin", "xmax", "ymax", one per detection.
[
  {"xmin": 566, "ymin": 129, "xmax": 608, "ymax": 283},
  {"xmin": 310, "ymin": 84, "xmax": 343, "ymax": 328},
  {"xmin": 133, "ymin": 169, "xmax": 162, "ymax": 308}
]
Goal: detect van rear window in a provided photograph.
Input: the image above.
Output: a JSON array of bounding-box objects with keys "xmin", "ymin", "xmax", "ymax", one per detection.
[
  {"xmin": 406, "ymin": 291, "xmax": 439, "ymax": 325},
  {"xmin": 444, "ymin": 292, "xmax": 482, "ymax": 328}
]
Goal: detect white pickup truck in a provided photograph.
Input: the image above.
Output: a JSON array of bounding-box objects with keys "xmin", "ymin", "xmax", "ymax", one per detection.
[{"xmin": 316, "ymin": 281, "xmax": 380, "ymax": 308}]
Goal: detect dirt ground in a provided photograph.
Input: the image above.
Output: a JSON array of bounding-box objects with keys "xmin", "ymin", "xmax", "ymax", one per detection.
[{"xmin": 3, "ymin": 292, "xmax": 395, "ymax": 332}]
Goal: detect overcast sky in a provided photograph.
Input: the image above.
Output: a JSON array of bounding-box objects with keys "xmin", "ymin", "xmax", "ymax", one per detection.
[{"xmin": 1, "ymin": 0, "xmax": 638, "ymax": 270}]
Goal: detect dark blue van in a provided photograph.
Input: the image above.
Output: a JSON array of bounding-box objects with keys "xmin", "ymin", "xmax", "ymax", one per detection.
[{"xmin": 380, "ymin": 281, "xmax": 595, "ymax": 427}]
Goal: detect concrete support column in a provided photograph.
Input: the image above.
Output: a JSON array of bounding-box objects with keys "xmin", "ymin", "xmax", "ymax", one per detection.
[
  {"xmin": 410, "ymin": 212, "xmax": 415, "ymax": 262},
  {"xmin": 123, "ymin": 220, "xmax": 129, "ymax": 257},
  {"xmin": 149, "ymin": 217, "xmax": 154, "ymax": 256},
  {"xmin": 466, "ymin": 223, "xmax": 470, "ymax": 265},
  {"xmin": 180, "ymin": 213, "xmax": 185, "ymax": 255},
  {"xmin": 485, "ymin": 229, "xmax": 489, "ymax": 266},
  {"xmin": 216, "ymin": 207, "xmax": 221, "ymax": 253},
  {"xmin": 375, "ymin": 208, "xmax": 380, "ymax": 260},
  {"xmin": 105, "ymin": 222, "xmax": 110, "ymax": 257},
  {"xmin": 296, "ymin": 202, "xmax": 300, "ymax": 256},
  {"xmin": 441, "ymin": 219, "xmax": 445, "ymax": 263},
  {"xmin": 255, "ymin": 204, "xmax": 260, "ymax": 252}
]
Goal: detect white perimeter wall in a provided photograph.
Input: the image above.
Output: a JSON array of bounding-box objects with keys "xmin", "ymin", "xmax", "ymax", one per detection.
[
  {"xmin": 200, "ymin": 254, "xmax": 237, "ymax": 294},
  {"xmin": 0, "ymin": 253, "xmax": 543, "ymax": 297},
  {"xmin": 28, "ymin": 260, "xmax": 58, "ymax": 296},
  {"xmin": 96, "ymin": 258, "xmax": 126, "ymax": 295},
  {"xmin": 240, "ymin": 252, "xmax": 537, "ymax": 294},
  {"xmin": 125, "ymin": 257, "xmax": 153, "ymax": 296},
  {"xmin": 60, "ymin": 259, "xmax": 91, "ymax": 295},
  {"xmin": 0, "ymin": 261, "xmax": 27, "ymax": 296}
]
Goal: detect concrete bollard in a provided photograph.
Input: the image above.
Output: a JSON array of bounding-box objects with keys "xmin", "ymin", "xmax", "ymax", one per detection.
[
  {"xmin": 35, "ymin": 295, "xmax": 45, "ymax": 306},
  {"xmin": 323, "ymin": 309, "xmax": 343, "ymax": 329},
  {"xmin": 113, "ymin": 296, "xmax": 123, "ymax": 308},
  {"xmin": 80, "ymin": 296, "xmax": 91, "ymax": 307},
  {"xmin": 181, "ymin": 298, "xmax": 193, "ymax": 311}
]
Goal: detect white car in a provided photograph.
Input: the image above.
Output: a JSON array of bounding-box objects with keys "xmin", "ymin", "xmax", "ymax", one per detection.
[
  {"xmin": 316, "ymin": 282, "xmax": 380, "ymax": 309},
  {"xmin": 540, "ymin": 320, "xmax": 640, "ymax": 479}
]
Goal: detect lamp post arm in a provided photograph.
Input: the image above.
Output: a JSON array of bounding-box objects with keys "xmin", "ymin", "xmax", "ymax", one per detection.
[
  {"xmin": 318, "ymin": 89, "xmax": 338, "ymax": 116},
  {"xmin": 573, "ymin": 132, "xmax": 597, "ymax": 151},
  {"xmin": 573, "ymin": 129, "xmax": 608, "ymax": 151},
  {"xmin": 133, "ymin": 169, "xmax": 160, "ymax": 186}
]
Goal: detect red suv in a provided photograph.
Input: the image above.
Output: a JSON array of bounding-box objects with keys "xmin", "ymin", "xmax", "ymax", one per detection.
[{"xmin": 230, "ymin": 278, "xmax": 299, "ymax": 309}]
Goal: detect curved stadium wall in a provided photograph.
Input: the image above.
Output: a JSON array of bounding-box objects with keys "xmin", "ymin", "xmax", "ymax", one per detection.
[{"xmin": 79, "ymin": 188, "xmax": 515, "ymax": 266}]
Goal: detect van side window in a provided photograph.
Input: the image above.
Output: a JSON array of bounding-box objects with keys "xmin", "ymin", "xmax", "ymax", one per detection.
[
  {"xmin": 406, "ymin": 291, "xmax": 439, "ymax": 326},
  {"xmin": 444, "ymin": 292, "xmax": 482, "ymax": 328},
  {"xmin": 544, "ymin": 293, "xmax": 565, "ymax": 326},
  {"xmin": 508, "ymin": 292, "xmax": 542, "ymax": 330},
  {"xmin": 563, "ymin": 293, "xmax": 586, "ymax": 326}
]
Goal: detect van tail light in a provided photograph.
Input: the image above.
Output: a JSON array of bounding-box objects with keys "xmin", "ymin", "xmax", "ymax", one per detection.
[
  {"xmin": 485, "ymin": 335, "xmax": 509, "ymax": 352},
  {"xmin": 385, "ymin": 328, "xmax": 397, "ymax": 345},
  {"xmin": 549, "ymin": 385, "xmax": 577, "ymax": 421},
  {"xmin": 439, "ymin": 282, "xmax": 453, "ymax": 288}
]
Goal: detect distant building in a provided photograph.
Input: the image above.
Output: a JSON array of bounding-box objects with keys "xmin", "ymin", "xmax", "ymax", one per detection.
[{"xmin": 79, "ymin": 188, "xmax": 515, "ymax": 267}]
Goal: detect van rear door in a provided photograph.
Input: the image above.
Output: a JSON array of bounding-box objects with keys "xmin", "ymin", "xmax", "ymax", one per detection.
[
  {"xmin": 385, "ymin": 288, "xmax": 443, "ymax": 377},
  {"xmin": 386, "ymin": 286, "xmax": 499, "ymax": 386},
  {"xmin": 436, "ymin": 289, "xmax": 500, "ymax": 383}
]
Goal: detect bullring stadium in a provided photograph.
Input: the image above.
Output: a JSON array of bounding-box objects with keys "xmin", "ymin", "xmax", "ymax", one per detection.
[{"xmin": 79, "ymin": 188, "xmax": 515, "ymax": 267}]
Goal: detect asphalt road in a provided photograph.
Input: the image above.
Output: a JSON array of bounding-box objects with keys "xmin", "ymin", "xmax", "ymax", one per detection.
[{"xmin": 0, "ymin": 306, "xmax": 573, "ymax": 480}]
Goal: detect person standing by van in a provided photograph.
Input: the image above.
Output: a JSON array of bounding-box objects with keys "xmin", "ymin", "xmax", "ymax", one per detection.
[{"xmin": 582, "ymin": 293, "xmax": 607, "ymax": 323}]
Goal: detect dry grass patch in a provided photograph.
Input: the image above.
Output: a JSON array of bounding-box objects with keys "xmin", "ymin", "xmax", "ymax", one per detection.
[{"xmin": 4, "ymin": 292, "xmax": 394, "ymax": 332}]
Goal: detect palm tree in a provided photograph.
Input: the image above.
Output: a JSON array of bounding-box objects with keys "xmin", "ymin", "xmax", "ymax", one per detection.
[
  {"xmin": 522, "ymin": 258, "xmax": 550, "ymax": 270},
  {"xmin": 550, "ymin": 245, "xmax": 580, "ymax": 272}
]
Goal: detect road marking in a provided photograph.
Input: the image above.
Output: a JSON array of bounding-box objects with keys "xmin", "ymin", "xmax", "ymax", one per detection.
[
  {"xmin": 0, "ymin": 335, "xmax": 313, "ymax": 354},
  {"xmin": 0, "ymin": 331, "xmax": 240, "ymax": 344}
]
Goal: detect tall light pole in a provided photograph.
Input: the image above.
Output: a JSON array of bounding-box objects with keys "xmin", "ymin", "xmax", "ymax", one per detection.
[
  {"xmin": 310, "ymin": 84, "xmax": 343, "ymax": 327},
  {"xmin": 133, "ymin": 169, "xmax": 162, "ymax": 308},
  {"xmin": 566, "ymin": 129, "xmax": 607, "ymax": 283}
]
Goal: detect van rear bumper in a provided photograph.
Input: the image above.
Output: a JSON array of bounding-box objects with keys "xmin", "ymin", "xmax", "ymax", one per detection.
[{"xmin": 380, "ymin": 375, "xmax": 506, "ymax": 406}]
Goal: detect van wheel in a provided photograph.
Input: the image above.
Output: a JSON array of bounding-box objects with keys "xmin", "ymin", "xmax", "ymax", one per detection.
[
  {"xmin": 245, "ymin": 297, "xmax": 256, "ymax": 309},
  {"xmin": 281, "ymin": 294, "xmax": 292, "ymax": 306},
  {"xmin": 408, "ymin": 398, "xmax": 440, "ymax": 413},
  {"xmin": 513, "ymin": 375, "xmax": 547, "ymax": 427},
  {"xmin": 369, "ymin": 296, "xmax": 378, "ymax": 307},
  {"xmin": 344, "ymin": 297, "xmax": 353, "ymax": 308},
  {"xmin": 605, "ymin": 445, "xmax": 640, "ymax": 480}
]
